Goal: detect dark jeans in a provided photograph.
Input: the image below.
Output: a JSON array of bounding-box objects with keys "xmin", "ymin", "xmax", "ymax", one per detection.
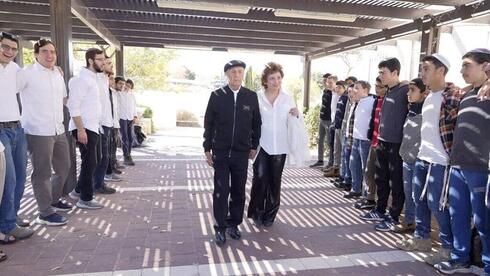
[
  {"xmin": 72, "ymin": 129, "xmax": 99, "ymax": 202},
  {"xmin": 374, "ymin": 140, "xmax": 404, "ymax": 221},
  {"xmin": 119, "ymin": 120, "xmax": 133, "ymax": 157},
  {"xmin": 248, "ymin": 148, "xmax": 286, "ymax": 224},
  {"xmin": 106, "ymin": 128, "xmax": 119, "ymax": 175},
  {"xmin": 93, "ymin": 126, "xmax": 112, "ymax": 189},
  {"xmin": 212, "ymin": 150, "xmax": 248, "ymax": 231}
]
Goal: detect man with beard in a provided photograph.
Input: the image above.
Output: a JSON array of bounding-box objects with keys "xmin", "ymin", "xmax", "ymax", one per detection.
[{"xmin": 67, "ymin": 48, "xmax": 104, "ymax": 209}]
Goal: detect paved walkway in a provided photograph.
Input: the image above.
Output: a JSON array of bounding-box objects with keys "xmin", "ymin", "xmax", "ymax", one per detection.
[{"xmin": 0, "ymin": 128, "xmax": 462, "ymax": 275}]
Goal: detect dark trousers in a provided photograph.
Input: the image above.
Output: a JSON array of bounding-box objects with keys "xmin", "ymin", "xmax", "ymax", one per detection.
[
  {"xmin": 119, "ymin": 119, "xmax": 133, "ymax": 157},
  {"xmin": 93, "ymin": 126, "xmax": 111, "ymax": 189},
  {"xmin": 374, "ymin": 140, "xmax": 404, "ymax": 221},
  {"xmin": 327, "ymin": 125, "xmax": 335, "ymax": 167},
  {"xmin": 248, "ymin": 148, "xmax": 286, "ymax": 223},
  {"xmin": 106, "ymin": 128, "xmax": 119, "ymax": 175},
  {"xmin": 212, "ymin": 150, "xmax": 249, "ymax": 231},
  {"xmin": 72, "ymin": 129, "xmax": 99, "ymax": 202}
]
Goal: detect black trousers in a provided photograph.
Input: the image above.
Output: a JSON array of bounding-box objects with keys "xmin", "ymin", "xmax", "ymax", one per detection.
[
  {"xmin": 106, "ymin": 128, "xmax": 119, "ymax": 175},
  {"xmin": 374, "ymin": 140, "xmax": 405, "ymax": 221},
  {"xmin": 72, "ymin": 129, "xmax": 99, "ymax": 202},
  {"xmin": 94, "ymin": 126, "xmax": 111, "ymax": 189},
  {"xmin": 212, "ymin": 150, "xmax": 249, "ymax": 231},
  {"xmin": 248, "ymin": 148, "xmax": 286, "ymax": 223}
]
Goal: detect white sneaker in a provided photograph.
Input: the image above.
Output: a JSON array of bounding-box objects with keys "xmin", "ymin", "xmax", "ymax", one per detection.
[
  {"xmin": 104, "ymin": 174, "xmax": 122, "ymax": 182},
  {"xmin": 68, "ymin": 189, "xmax": 80, "ymax": 200},
  {"xmin": 76, "ymin": 199, "xmax": 104, "ymax": 210}
]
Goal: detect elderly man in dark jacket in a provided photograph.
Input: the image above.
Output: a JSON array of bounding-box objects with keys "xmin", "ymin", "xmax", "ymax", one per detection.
[{"xmin": 203, "ymin": 60, "xmax": 261, "ymax": 246}]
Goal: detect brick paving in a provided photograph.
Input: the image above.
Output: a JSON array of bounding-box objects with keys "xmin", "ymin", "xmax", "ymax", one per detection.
[{"xmin": 0, "ymin": 127, "xmax": 461, "ymax": 276}]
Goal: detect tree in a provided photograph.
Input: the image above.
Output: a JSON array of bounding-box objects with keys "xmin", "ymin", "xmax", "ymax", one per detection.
[
  {"xmin": 124, "ymin": 47, "xmax": 176, "ymax": 91},
  {"xmin": 183, "ymin": 66, "xmax": 196, "ymax": 80},
  {"xmin": 244, "ymin": 66, "xmax": 261, "ymax": 92}
]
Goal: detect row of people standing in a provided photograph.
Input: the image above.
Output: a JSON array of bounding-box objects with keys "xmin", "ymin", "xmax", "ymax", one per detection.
[
  {"xmin": 313, "ymin": 50, "xmax": 490, "ymax": 275},
  {"xmin": 0, "ymin": 32, "xmax": 138, "ymax": 252}
]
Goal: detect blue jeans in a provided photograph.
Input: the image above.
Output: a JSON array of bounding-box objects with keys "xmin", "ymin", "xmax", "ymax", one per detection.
[
  {"xmin": 0, "ymin": 126, "xmax": 27, "ymax": 233},
  {"xmin": 93, "ymin": 126, "xmax": 112, "ymax": 189},
  {"xmin": 413, "ymin": 159, "xmax": 453, "ymax": 248},
  {"xmin": 402, "ymin": 162, "xmax": 416, "ymax": 224},
  {"xmin": 449, "ymin": 168, "xmax": 489, "ymax": 273},
  {"xmin": 340, "ymin": 136, "xmax": 352, "ymax": 185},
  {"xmin": 349, "ymin": 139, "xmax": 370, "ymax": 194}
]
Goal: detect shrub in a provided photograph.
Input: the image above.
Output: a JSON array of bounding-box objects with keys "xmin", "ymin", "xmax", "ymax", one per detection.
[
  {"xmin": 176, "ymin": 110, "xmax": 200, "ymax": 127},
  {"xmin": 304, "ymin": 105, "xmax": 320, "ymax": 149}
]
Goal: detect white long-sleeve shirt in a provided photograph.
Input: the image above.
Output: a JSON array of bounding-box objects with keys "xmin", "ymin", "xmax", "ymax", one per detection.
[
  {"xmin": 67, "ymin": 67, "xmax": 102, "ymax": 133},
  {"xmin": 97, "ymin": 73, "xmax": 113, "ymax": 128},
  {"xmin": 258, "ymin": 91, "xmax": 295, "ymax": 155},
  {"xmin": 117, "ymin": 91, "xmax": 137, "ymax": 120},
  {"xmin": 17, "ymin": 62, "xmax": 67, "ymax": 136},
  {"xmin": 110, "ymin": 88, "xmax": 120, "ymax": 128},
  {"xmin": 353, "ymin": 95, "xmax": 375, "ymax": 141},
  {"xmin": 0, "ymin": 61, "xmax": 21, "ymax": 122}
]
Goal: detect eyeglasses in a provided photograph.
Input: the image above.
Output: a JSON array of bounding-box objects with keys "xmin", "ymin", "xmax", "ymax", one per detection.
[
  {"xmin": 0, "ymin": 44, "xmax": 18, "ymax": 53},
  {"xmin": 375, "ymin": 84, "xmax": 387, "ymax": 89}
]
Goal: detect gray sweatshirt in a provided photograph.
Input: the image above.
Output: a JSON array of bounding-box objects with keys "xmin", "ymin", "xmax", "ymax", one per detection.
[{"xmin": 399, "ymin": 102, "xmax": 423, "ymax": 164}]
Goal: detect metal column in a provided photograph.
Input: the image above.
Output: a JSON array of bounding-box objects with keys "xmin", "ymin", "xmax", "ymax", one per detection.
[
  {"xmin": 303, "ymin": 54, "xmax": 311, "ymax": 110},
  {"xmin": 419, "ymin": 17, "xmax": 441, "ymax": 72},
  {"xmin": 50, "ymin": 0, "xmax": 73, "ymax": 83},
  {"xmin": 116, "ymin": 44, "xmax": 124, "ymax": 76}
]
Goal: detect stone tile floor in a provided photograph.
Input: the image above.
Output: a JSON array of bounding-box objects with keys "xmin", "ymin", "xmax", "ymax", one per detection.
[{"xmin": 0, "ymin": 128, "xmax": 480, "ymax": 276}]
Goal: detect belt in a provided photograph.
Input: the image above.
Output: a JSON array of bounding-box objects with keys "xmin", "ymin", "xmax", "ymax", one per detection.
[{"xmin": 0, "ymin": 121, "xmax": 21, "ymax": 129}]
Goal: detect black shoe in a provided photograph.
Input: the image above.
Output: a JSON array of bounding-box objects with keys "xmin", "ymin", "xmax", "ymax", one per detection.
[
  {"xmin": 309, "ymin": 161, "xmax": 324, "ymax": 168},
  {"xmin": 343, "ymin": 192, "xmax": 362, "ymax": 199},
  {"xmin": 113, "ymin": 167, "xmax": 123, "ymax": 174},
  {"xmin": 124, "ymin": 156, "xmax": 135, "ymax": 166},
  {"xmin": 214, "ymin": 230, "xmax": 226, "ymax": 247},
  {"xmin": 344, "ymin": 185, "xmax": 352, "ymax": 192},
  {"xmin": 226, "ymin": 226, "xmax": 241, "ymax": 240},
  {"xmin": 95, "ymin": 185, "xmax": 117, "ymax": 194},
  {"xmin": 354, "ymin": 199, "xmax": 376, "ymax": 209},
  {"xmin": 334, "ymin": 181, "xmax": 344, "ymax": 188},
  {"xmin": 262, "ymin": 220, "xmax": 274, "ymax": 227}
]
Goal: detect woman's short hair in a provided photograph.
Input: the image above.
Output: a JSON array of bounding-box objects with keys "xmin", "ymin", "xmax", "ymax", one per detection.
[{"xmin": 261, "ymin": 62, "xmax": 284, "ymax": 89}]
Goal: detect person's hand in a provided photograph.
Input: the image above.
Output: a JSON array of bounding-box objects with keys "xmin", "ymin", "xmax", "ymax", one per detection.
[
  {"xmin": 249, "ymin": 149, "xmax": 257, "ymax": 160},
  {"xmin": 289, "ymin": 107, "xmax": 299, "ymax": 117},
  {"xmin": 477, "ymin": 79, "xmax": 490, "ymax": 101},
  {"xmin": 205, "ymin": 151, "xmax": 213, "ymax": 167},
  {"xmin": 133, "ymin": 117, "xmax": 139, "ymax": 124},
  {"xmin": 77, "ymin": 129, "xmax": 88, "ymax": 145}
]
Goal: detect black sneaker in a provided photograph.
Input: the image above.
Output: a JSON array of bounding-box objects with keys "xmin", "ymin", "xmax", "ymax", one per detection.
[
  {"xmin": 124, "ymin": 156, "xmax": 135, "ymax": 166},
  {"xmin": 343, "ymin": 192, "xmax": 361, "ymax": 199},
  {"xmin": 51, "ymin": 201, "xmax": 73, "ymax": 212},
  {"xmin": 309, "ymin": 161, "xmax": 324, "ymax": 168},
  {"xmin": 226, "ymin": 226, "xmax": 242, "ymax": 240},
  {"xmin": 36, "ymin": 213, "xmax": 68, "ymax": 226},
  {"xmin": 95, "ymin": 185, "xmax": 117, "ymax": 194},
  {"xmin": 435, "ymin": 260, "xmax": 471, "ymax": 274},
  {"xmin": 343, "ymin": 185, "xmax": 352, "ymax": 192},
  {"xmin": 354, "ymin": 199, "xmax": 376, "ymax": 209},
  {"xmin": 113, "ymin": 167, "xmax": 123, "ymax": 174}
]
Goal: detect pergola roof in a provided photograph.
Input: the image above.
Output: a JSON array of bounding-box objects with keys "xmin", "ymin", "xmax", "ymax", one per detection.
[{"xmin": 0, "ymin": 0, "xmax": 488, "ymax": 57}]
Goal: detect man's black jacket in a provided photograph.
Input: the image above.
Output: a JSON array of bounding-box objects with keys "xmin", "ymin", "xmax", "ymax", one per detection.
[{"xmin": 203, "ymin": 85, "xmax": 261, "ymax": 153}]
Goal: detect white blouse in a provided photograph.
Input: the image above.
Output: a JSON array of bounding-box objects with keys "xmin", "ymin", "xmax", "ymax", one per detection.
[{"xmin": 258, "ymin": 91, "xmax": 296, "ymax": 155}]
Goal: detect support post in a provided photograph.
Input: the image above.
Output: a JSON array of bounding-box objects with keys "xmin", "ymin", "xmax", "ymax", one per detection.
[
  {"xmin": 116, "ymin": 44, "xmax": 124, "ymax": 76},
  {"xmin": 14, "ymin": 38, "xmax": 24, "ymax": 67},
  {"xmin": 303, "ymin": 54, "xmax": 311, "ymax": 110},
  {"xmin": 419, "ymin": 17, "xmax": 441, "ymax": 73},
  {"xmin": 50, "ymin": 0, "xmax": 73, "ymax": 83}
]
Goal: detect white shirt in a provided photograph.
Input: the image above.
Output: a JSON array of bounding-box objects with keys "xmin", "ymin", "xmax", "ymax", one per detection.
[
  {"xmin": 110, "ymin": 88, "xmax": 120, "ymax": 128},
  {"xmin": 96, "ymin": 73, "xmax": 113, "ymax": 128},
  {"xmin": 17, "ymin": 62, "xmax": 67, "ymax": 136},
  {"xmin": 345, "ymin": 103, "xmax": 356, "ymax": 137},
  {"xmin": 231, "ymin": 86, "xmax": 241, "ymax": 102},
  {"xmin": 0, "ymin": 141, "xmax": 4, "ymax": 152},
  {"xmin": 117, "ymin": 91, "xmax": 137, "ymax": 120},
  {"xmin": 330, "ymin": 93, "xmax": 340, "ymax": 122},
  {"xmin": 0, "ymin": 61, "xmax": 21, "ymax": 122},
  {"xmin": 67, "ymin": 67, "xmax": 102, "ymax": 133},
  {"xmin": 258, "ymin": 91, "xmax": 295, "ymax": 155},
  {"xmin": 418, "ymin": 90, "xmax": 449, "ymax": 165},
  {"xmin": 353, "ymin": 96, "xmax": 375, "ymax": 141}
]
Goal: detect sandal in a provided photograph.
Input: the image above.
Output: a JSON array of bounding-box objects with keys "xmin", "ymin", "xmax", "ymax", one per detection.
[
  {"xmin": 0, "ymin": 250, "xmax": 7, "ymax": 262},
  {"xmin": 0, "ymin": 233, "xmax": 16, "ymax": 245}
]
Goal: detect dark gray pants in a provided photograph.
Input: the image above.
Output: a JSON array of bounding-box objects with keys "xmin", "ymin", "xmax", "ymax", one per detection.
[
  {"xmin": 317, "ymin": 119, "xmax": 331, "ymax": 163},
  {"xmin": 26, "ymin": 134, "xmax": 70, "ymax": 217}
]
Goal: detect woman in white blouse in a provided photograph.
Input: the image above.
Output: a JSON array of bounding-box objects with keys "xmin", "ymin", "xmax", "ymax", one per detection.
[{"xmin": 247, "ymin": 62, "xmax": 299, "ymax": 227}]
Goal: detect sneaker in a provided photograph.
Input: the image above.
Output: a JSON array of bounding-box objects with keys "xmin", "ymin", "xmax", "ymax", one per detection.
[
  {"xmin": 395, "ymin": 237, "xmax": 431, "ymax": 252},
  {"xmin": 434, "ymin": 260, "xmax": 471, "ymax": 274},
  {"xmin": 113, "ymin": 167, "xmax": 123, "ymax": 174},
  {"xmin": 392, "ymin": 222, "xmax": 415, "ymax": 233},
  {"xmin": 343, "ymin": 185, "xmax": 352, "ymax": 192},
  {"xmin": 36, "ymin": 213, "xmax": 68, "ymax": 226},
  {"xmin": 321, "ymin": 166, "xmax": 333, "ymax": 172},
  {"xmin": 309, "ymin": 161, "xmax": 324, "ymax": 168},
  {"xmin": 354, "ymin": 199, "xmax": 376, "ymax": 210},
  {"xmin": 324, "ymin": 168, "xmax": 340, "ymax": 177},
  {"xmin": 423, "ymin": 247, "xmax": 451, "ymax": 266},
  {"xmin": 116, "ymin": 163, "xmax": 126, "ymax": 170},
  {"xmin": 7, "ymin": 226, "xmax": 34, "ymax": 240},
  {"xmin": 76, "ymin": 199, "xmax": 104, "ymax": 210},
  {"xmin": 104, "ymin": 174, "xmax": 122, "ymax": 182},
  {"xmin": 68, "ymin": 189, "xmax": 80, "ymax": 200},
  {"xmin": 375, "ymin": 217, "xmax": 400, "ymax": 232},
  {"xmin": 359, "ymin": 210, "xmax": 386, "ymax": 222},
  {"xmin": 16, "ymin": 217, "xmax": 30, "ymax": 227},
  {"xmin": 95, "ymin": 186, "xmax": 117, "ymax": 194},
  {"xmin": 124, "ymin": 156, "xmax": 135, "ymax": 166},
  {"xmin": 343, "ymin": 191, "xmax": 362, "ymax": 199},
  {"xmin": 51, "ymin": 201, "xmax": 73, "ymax": 212}
]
